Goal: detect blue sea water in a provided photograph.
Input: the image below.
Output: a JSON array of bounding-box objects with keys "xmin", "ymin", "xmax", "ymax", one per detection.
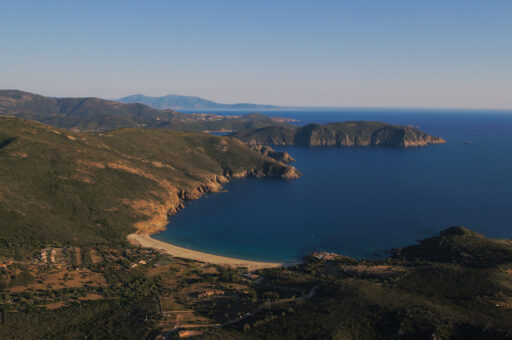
[{"xmin": 153, "ymin": 110, "xmax": 512, "ymax": 262}]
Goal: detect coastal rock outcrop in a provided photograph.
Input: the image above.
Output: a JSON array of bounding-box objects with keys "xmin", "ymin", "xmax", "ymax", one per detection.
[{"xmin": 250, "ymin": 145, "xmax": 295, "ymax": 163}]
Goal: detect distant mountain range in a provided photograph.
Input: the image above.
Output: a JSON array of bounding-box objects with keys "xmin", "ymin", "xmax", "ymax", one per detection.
[{"xmin": 117, "ymin": 94, "xmax": 282, "ymax": 111}]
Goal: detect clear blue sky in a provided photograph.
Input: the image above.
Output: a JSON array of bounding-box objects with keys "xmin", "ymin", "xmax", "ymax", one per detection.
[{"xmin": 1, "ymin": 0, "xmax": 511, "ymax": 109}]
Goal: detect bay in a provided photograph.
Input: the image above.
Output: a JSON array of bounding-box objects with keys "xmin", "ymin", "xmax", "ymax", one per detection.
[{"xmin": 153, "ymin": 110, "xmax": 512, "ymax": 262}]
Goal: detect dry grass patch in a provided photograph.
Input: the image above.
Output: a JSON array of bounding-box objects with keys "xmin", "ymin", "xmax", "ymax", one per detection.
[
  {"xmin": 9, "ymin": 268, "xmax": 107, "ymax": 292},
  {"xmin": 42, "ymin": 301, "xmax": 67, "ymax": 310},
  {"xmin": 78, "ymin": 293, "xmax": 103, "ymax": 301},
  {"xmin": 147, "ymin": 264, "xmax": 174, "ymax": 277}
]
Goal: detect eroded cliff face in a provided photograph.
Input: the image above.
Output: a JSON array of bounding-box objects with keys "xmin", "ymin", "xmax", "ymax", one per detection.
[
  {"xmin": 125, "ymin": 175, "xmax": 225, "ymax": 234},
  {"xmin": 401, "ymin": 133, "xmax": 446, "ymax": 147}
]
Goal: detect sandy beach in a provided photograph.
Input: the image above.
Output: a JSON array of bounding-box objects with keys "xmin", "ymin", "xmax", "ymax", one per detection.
[{"xmin": 127, "ymin": 233, "xmax": 283, "ymax": 270}]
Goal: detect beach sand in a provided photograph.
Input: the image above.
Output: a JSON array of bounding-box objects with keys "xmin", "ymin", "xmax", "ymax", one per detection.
[{"xmin": 127, "ymin": 233, "xmax": 283, "ymax": 270}]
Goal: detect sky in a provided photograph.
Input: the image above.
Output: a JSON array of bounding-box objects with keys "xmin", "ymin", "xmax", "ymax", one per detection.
[{"xmin": 1, "ymin": 1, "xmax": 511, "ymax": 109}]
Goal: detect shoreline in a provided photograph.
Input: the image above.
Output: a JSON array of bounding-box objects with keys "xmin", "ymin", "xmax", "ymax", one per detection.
[{"xmin": 127, "ymin": 233, "xmax": 285, "ymax": 270}]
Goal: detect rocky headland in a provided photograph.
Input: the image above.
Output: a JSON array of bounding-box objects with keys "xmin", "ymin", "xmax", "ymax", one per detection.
[{"xmin": 230, "ymin": 121, "xmax": 446, "ymax": 147}]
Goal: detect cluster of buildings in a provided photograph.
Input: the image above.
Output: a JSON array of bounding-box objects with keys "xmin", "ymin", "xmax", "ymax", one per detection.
[
  {"xmin": 312, "ymin": 252, "xmax": 340, "ymax": 261},
  {"xmin": 129, "ymin": 259, "xmax": 147, "ymax": 268},
  {"xmin": 39, "ymin": 248, "xmax": 57, "ymax": 264},
  {"xmin": 0, "ymin": 260, "xmax": 13, "ymax": 269},
  {"xmin": 242, "ymin": 272, "xmax": 260, "ymax": 280}
]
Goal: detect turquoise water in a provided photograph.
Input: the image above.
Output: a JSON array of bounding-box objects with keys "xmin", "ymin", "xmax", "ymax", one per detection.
[{"xmin": 153, "ymin": 110, "xmax": 512, "ymax": 262}]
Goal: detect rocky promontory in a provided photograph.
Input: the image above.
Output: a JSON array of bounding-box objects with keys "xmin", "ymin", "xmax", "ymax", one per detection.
[
  {"xmin": 230, "ymin": 121, "xmax": 446, "ymax": 147},
  {"xmin": 250, "ymin": 145, "xmax": 296, "ymax": 163}
]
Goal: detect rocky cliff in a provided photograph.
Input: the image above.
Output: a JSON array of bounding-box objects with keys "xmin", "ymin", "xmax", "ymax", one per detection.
[{"xmin": 230, "ymin": 121, "xmax": 446, "ymax": 147}]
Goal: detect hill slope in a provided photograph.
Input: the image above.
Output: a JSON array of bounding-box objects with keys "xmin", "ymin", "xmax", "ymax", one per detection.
[
  {"xmin": 0, "ymin": 90, "xmax": 290, "ymax": 132},
  {"xmin": 117, "ymin": 94, "xmax": 280, "ymax": 110},
  {"xmin": 230, "ymin": 121, "xmax": 446, "ymax": 147},
  {"xmin": 0, "ymin": 116, "xmax": 299, "ymax": 251},
  {"xmin": 201, "ymin": 227, "xmax": 512, "ymax": 339}
]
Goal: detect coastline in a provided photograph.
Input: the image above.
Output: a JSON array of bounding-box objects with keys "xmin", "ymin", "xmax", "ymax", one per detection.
[{"xmin": 127, "ymin": 233, "xmax": 284, "ymax": 270}]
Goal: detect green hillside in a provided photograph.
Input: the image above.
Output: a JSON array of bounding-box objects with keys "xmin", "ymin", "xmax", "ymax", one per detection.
[{"xmin": 0, "ymin": 116, "xmax": 299, "ymax": 253}]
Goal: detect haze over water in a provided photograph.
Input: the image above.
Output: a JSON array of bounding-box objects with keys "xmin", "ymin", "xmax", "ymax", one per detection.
[{"xmin": 154, "ymin": 110, "xmax": 512, "ymax": 262}]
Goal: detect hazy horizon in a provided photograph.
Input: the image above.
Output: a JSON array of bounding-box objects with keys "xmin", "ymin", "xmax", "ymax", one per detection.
[{"xmin": 1, "ymin": 1, "xmax": 511, "ymax": 109}]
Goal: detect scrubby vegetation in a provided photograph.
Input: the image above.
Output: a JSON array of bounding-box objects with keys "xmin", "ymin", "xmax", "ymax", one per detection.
[
  {"xmin": 200, "ymin": 228, "xmax": 512, "ymax": 339},
  {"xmin": 1, "ymin": 226, "xmax": 511, "ymax": 339}
]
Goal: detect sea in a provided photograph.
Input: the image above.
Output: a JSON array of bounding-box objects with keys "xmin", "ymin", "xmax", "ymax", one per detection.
[{"xmin": 153, "ymin": 109, "xmax": 512, "ymax": 262}]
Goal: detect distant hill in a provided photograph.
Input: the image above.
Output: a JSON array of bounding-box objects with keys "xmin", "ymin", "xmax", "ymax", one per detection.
[
  {"xmin": 0, "ymin": 90, "xmax": 291, "ymax": 131},
  {"xmin": 117, "ymin": 94, "xmax": 281, "ymax": 111},
  {"xmin": 230, "ymin": 121, "xmax": 446, "ymax": 147}
]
